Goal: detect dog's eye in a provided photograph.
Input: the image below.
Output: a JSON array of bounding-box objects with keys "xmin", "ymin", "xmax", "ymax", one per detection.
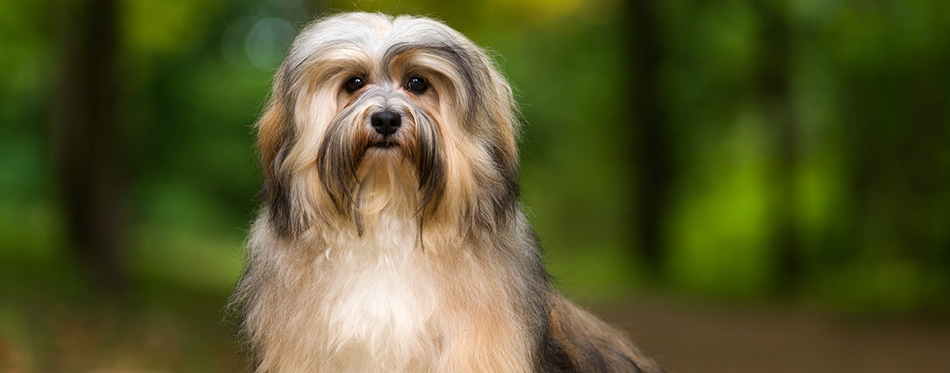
[
  {"xmin": 406, "ymin": 76, "xmax": 428, "ymax": 94},
  {"xmin": 344, "ymin": 76, "xmax": 366, "ymax": 93}
]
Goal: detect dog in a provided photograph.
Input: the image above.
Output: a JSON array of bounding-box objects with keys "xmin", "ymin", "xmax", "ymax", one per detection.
[{"xmin": 231, "ymin": 12, "xmax": 662, "ymax": 372}]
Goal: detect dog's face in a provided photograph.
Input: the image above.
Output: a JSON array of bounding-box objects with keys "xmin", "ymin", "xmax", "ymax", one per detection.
[{"xmin": 258, "ymin": 13, "xmax": 521, "ymax": 238}]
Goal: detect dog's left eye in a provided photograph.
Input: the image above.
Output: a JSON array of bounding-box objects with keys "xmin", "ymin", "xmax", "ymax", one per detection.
[{"xmin": 406, "ymin": 76, "xmax": 428, "ymax": 94}]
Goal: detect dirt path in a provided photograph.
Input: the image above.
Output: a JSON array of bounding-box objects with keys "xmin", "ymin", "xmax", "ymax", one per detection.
[{"xmin": 599, "ymin": 299, "xmax": 950, "ymax": 373}]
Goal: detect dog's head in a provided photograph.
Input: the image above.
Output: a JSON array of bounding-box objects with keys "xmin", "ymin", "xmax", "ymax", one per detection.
[{"xmin": 258, "ymin": 12, "xmax": 521, "ymax": 238}]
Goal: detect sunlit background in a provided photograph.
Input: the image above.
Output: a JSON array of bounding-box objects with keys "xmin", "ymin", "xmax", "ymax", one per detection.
[{"xmin": 2, "ymin": 0, "xmax": 949, "ymax": 371}]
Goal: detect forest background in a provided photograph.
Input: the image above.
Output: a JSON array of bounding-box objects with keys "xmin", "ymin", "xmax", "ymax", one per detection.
[{"xmin": 1, "ymin": 0, "xmax": 949, "ymax": 371}]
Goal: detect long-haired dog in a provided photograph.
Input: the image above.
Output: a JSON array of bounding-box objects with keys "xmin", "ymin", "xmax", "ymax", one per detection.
[{"xmin": 232, "ymin": 12, "xmax": 662, "ymax": 372}]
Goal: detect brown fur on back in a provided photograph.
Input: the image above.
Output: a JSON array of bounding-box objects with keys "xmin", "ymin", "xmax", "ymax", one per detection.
[{"xmin": 538, "ymin": 293, "xmax": 663, "ymax": 372}]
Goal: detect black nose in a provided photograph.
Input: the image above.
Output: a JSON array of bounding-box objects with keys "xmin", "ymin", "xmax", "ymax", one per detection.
[{"xmin": 371, "ymin": 110, "xmax": 401, "ymax": 136}]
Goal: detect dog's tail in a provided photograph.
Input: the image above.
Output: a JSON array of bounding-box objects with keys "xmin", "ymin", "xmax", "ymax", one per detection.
[{"xmin": 538, "ymin": 295, "xmax": 664, "ymax": 373}]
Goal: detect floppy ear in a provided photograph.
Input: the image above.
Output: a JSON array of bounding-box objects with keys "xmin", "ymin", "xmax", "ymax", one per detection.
[
  {"xmin": 256, "ymin": 98, "xmax": 299, "ymax": 237},
  {"xmin": 484, "ymin": 74, "xmax": 522, "ymax": 223},
  {"xmin": 476, "ymin": 53, "xmax": 522, "ymax": 221},
  {"xmin": 258, "ymin": 100, "xmax": 289, "ymax": 180},
  {"xmin": 458, "ymin": 43, "xmax": 521, "ymax": 178}
]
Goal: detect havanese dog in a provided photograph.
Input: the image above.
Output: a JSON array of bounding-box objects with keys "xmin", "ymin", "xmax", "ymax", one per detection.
[{"xmin": 231, "ymin": 12, "xmax": 662, "ymax": 373}]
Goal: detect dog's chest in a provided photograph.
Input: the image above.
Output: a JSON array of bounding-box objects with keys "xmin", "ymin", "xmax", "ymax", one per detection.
[{"xmin": 315, "ymin": 217, "xmax": 440, "ymax": 368}]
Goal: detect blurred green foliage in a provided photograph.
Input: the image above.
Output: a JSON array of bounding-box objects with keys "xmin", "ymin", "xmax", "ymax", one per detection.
[
  {"xmin": 3, "ymin": 0, "xmax": 950, "ymax": 304},
  {"xmin": 1, "ymin": 0, "xmax": 950, "ymax": 368}
]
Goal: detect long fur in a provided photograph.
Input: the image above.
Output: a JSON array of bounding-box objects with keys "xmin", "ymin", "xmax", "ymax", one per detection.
[{"xmin": 232, "ymin": 12, "xmax": 662, "ymax": 372}]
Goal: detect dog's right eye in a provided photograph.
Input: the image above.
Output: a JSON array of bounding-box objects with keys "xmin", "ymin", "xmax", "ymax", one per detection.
[{"xmin": 344, "ymin": 77, "xmax": 366, "ymax": 93}]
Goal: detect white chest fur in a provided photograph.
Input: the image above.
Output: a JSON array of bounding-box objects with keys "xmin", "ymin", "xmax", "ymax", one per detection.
[
  {"xmin": 312, "ymin": 214, "xmax": 441, "ymax": 371},
  {"xmin": 248, "ymin": 210, "xmax": 533, "ymax": 372}
]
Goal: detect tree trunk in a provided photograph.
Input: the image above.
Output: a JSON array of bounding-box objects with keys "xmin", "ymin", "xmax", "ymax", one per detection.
[
  {"xmin": 625, "ymin": 0, "xmax": 670, "ymax": 279},
  {"xmin": 52, "ymin": 0, "xmax": 126, "ymax": 293},
  {"xmin": 755, "ymin": 0, "xmax": 800, "ymax": 295}
]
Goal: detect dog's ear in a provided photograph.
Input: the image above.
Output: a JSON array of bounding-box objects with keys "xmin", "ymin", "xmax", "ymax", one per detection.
[
  {"xmin": 483, "ymin": 59, "xmax": 522, "ymax": 220},
  {"xmin": 459, "ymin": 45, "xmax": 521, "ymax": 178},
  {"xmin": 485, "ymin": 69, "xmax": 520, "ymax": 181},
  {"xmin": 258, "ymin": 100, "xmax": 289, "ymax": 181},
  {"xmin": 458, "ymin": 49, "xmax": 522, "ymax": 225},
  {"xmin": 257, "ymin": 98, "xmax": 299, "ymax": 237}
]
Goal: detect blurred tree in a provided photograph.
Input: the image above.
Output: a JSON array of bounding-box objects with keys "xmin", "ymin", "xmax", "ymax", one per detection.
[
  {"xmin": 1, "ymin": 0, "xmax": 947, "ymax": 316},
  {"xmin": 52, "ymin": 0, "xmax": 127, "ymax": 293},
  {"xmin": 754, "ymin": 0, "xmax": 801, "ymax": 295},
  {"xmin": 626, "ymin": 0, "xmax": 670, "ymax": 279},
  {"xmin": 830, "ymin": 1, "xmax": 950, "ymax": 308}
]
